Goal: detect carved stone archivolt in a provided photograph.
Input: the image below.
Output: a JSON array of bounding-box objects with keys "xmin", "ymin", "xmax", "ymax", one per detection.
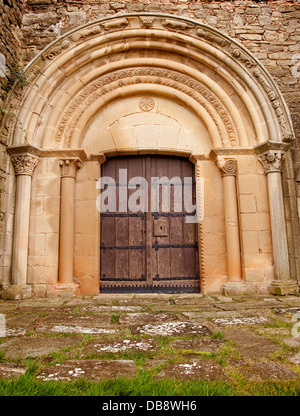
[
  {"xmin": 54, "ymin": 66, "xmax": 238, "ymax": 147},
  {"xmin": 21, "ymin": 13, "xmax": 291, "ymax": 142},
  {"xmin": 7, "ymin": 13, "xmax": 294, "ymax": 152}
]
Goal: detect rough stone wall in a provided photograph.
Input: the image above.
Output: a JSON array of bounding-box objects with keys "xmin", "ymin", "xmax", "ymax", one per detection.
[
  {"xmin": 0, "ymin": 0, "xmax": 25, "ymax": 287},
  {"xmin": 1, "ymin": 0, "xmax": 300, "ymax": 287}
]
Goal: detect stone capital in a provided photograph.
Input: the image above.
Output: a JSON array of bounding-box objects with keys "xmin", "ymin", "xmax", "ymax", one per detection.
[
  {"xmin": 11, "ymin": 154, "xmax": 40, "ymax": 176},
  {"xmin": 216, "ymin": 157, "xmax": 238, "ymax": 177},
  {"xmin": 59, "ymin": 158, "xmax": 82, "ymax": 178},
  {"xmin": 254, "ymin": 141, "xmax": 290, "ymax": 174},
  {"xmin": 8, "ymin": 144, "xmax": 41, "ymax": 176}
]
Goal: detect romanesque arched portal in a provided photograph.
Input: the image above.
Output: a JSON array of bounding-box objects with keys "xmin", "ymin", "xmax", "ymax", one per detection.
[{"xmin": 3, "ymin": 13, "xmax": 297, "ymax": 298}]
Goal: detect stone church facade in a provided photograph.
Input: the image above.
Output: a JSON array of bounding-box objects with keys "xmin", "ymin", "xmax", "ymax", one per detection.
[{"xmin": 0, "ymin": 0, "xmax": 300, "ymax": 299}]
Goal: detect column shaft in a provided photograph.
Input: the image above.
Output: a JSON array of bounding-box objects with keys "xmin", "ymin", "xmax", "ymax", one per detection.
[
  {"xmin": 58, "ymin": 158, "xmax": 82, "ymax": 288},
  {"xmin": 58, "ymin": 176, "xmax": 75, "ymax": 284},
  {"xmin": 267, "ymin": 171, "xmax": 290, "ymax": 280},
  {"xmin": 254, "ymin": 141, "xmax": 297, "ymax": 295},
  {"xmin": 11, "ymin": 174, "xmax": 32, "ymax": 285},
  {"xmin": 216, "ymin": 157, "xmax": 242, "ymax": 283},
  {"xmin": 222, "ymin": 174, "xmax": 242, "ymax": 282}
]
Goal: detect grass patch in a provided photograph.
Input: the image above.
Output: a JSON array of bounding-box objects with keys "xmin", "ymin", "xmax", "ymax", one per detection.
[
  {"xmin": 110, "ymin": 314, "xmax": 120, "ymax": 324},
  {"xmin": 0, "ymin": 371, "xmax": 299, "ymax": 396}
]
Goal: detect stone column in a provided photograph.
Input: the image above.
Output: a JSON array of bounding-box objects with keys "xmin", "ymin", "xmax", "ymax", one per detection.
[
  {"xmin": 57, "ymin": 158, "xmax": 82, "ymax": 295},
  {"xmin": 216, "ymin": 157, "xmax": 242, "ymax": 284},
  {"xmin": 254, "ymin": 141, "xmax": 297, "ymax": 295},
  {"xmin": 7, "ymin": 145, "xmax": 40, "ymax": 299}
]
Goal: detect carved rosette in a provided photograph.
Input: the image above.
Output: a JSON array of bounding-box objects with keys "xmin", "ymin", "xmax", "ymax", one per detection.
[
  {"xmin": 216, "ymin": 157, "xmax": 238, "ymax": 177},
  {"xmin": 257, "ymin": 150, "xmax": 285, "ymax": 174},
  {"xmin": 59, "ymin": 158, "xmax": 82, "ymax": 178},
  {"xmin": 11, "ymin": 154, "xmax": 39, "ymax": 176}
]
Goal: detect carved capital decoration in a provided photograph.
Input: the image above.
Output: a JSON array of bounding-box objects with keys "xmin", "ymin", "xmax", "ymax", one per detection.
[
  {"xmin": 11, "ymin": 154, "xmax": 39, "ymax": 176},
  {"xmin": 8, "ymin": 145, "xmax": 41, "ymax": 176},
  {"xmin": 257, "ymin": 150, "xmax": 285, "ymax": 174},
  {"xmin": 59, "ymin": 158, "xmax": 82, "ymax": 178},
  {"xmin": 216, "ymin": 157, "xmax": 238, "ymax": 177},
  {"xmin": 254, "ymin": 141, "xmax": 290, "ymax": 174}
]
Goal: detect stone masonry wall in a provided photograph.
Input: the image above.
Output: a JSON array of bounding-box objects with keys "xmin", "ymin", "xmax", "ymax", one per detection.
[
  {"xmin": 0, "ymin": 0, "xmax": 24, "ymax": 287},
  {"xmin": 21, "ymin": 0, "xmax": 300, "ymax": 284},
  {"xmin": 1, "ymin": 0, "xmax": 300, "ymax": 287}
]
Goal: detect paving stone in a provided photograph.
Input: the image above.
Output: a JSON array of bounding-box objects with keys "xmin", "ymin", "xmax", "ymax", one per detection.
[
  {"xmin": 17, "ymin": 299, "xmax": 64, "ymax": 311},
  {"xmin": 173, "ymin": 295, "xmax": 215, "ymax": 306},
  {"xmin": 274, "ymin": 307, "xmax": 300, "ymax": 315},
  {"xmin": 214, "ymin": 301, "xmax": 280, "ymax": 311},
  {"xmin": 37, "ymin": 324, "xmax": 118, "ymax": 335},
  {"xmin": 35, "ymin": 313, "xmax": 117, "ymax": 335},
  {"xmin": 36, "ymin": 360, "xmax": 136, "ymax": 381},
  {"xmin": 0, "ymin": 336, "xmax": 83, "ymax": 359},
  {"xmin": 213, "ymin": 295, "xmax": 233, "ymax": 303},
  {"xmin": 212, "ymin": 316, "xmax": 269, "ymax": 327},
  {"xmin": 223, "ymin": 329, "xmax": 279, "ymax": 358},
  {"xmin": 183, "ymin": 310, "xmax": 244, "ymax": 319},
  {"xmin": 255, "ymin": 327, "xmax": 291, "ymax": 337},
  {"xmin": 84, "ymin": 305, "xmax": 143, "ymax": 313},
  {"xmin": 83, "ymin": 339, "xmax": 159, "ymax": 355},
  {"xmin": 169, "ymin": 338, "xmax": 223, "ymax": 353},
  {"xmin": 38, "ymin": 313, "xmax": 112, "ymax": 326},
  {"xmin": 5, "ymin": 314, "xmax": 41, "ymax": 336},
  {"xmin": 156, "ymin": 359, "xmax": 226, "ymax": 381},
  {"xmin": 288, "ymin": 352, "xmax": 300, "ymax": 365},
  {"xmin": 281, "ymin": 337, "xmax": 300, "ymax": 349},
  {"xmin": 131, "ymin": 322, "xmax": 212, "ymax": 336},
  {"xmin": 151, "ymin": 304, "xmax": 216, "ymax": 312},
  {"xmin": 0, "ymin": 363, "xmax": 27, "ymax": 380},
  {"xmin": 119, "ymin": 312, "xmax": 180, "ymax": 325},
  {"xmin": 239, "ymin": 361, "xmax": 299, "ymax": 381},
  {"xmin": 276, "ymin": 297, "xmax": 300, "ymax": 306}
]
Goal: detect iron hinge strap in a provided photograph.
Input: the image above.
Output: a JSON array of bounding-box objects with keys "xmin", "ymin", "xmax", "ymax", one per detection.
[
  {"xmin": 152, "ymin": 241, "xmax": 198, "ymax": 251},
  {"xmin": 101, "ymin": 244, "xmax": 146, "ymax": 251}
]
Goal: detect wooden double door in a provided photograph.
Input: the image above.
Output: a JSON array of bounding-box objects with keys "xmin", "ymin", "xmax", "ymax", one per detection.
[{"xmin": 100, "ymin": 155, "xmax": 200, "ymax": 293}]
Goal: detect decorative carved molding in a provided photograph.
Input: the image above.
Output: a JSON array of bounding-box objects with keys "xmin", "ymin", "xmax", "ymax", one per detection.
[
  {"xmin": 55, "ymin": 67, "xmax": 237, "ymax": 147},
  {"xmin": 196, "ymin": 29, "xmax": 230, "ymax": 48},
  {"xmin": 139, "ymin": 16, "xmax": 155, "ymax": 28},
  {"xmin": 42, "ymin": 149, "xmax": 88, "ymax": 161},
  {"xmin": 59, "ymin": 158, "xmax": 82, "ymax": 178},
  {"xmin": 101, "ymin": 17, "xmax": 129, "ymax": 31},
  {"xmin": 139, "ymin": 97, "xmax": 155, "ymax": 111},
  {"xmin": 216, "ymin": 157, "xmax": 238, "ymax": 177},
  {"xmin": 162, "ymin": 19, "xmax": 194, "ymax": 30},
  {"xmin": 230, "ymin": 48, "xmax": 256, "ymax": 68},
  {"xmin": 254, "ymin": 141, "xmax": 290, "ymax": 174},
  {"xmin": 11, "ymin": 154, "xmax": 39, "ymax": 176},
  {"xmin": 194, "ymin": 161, "xmax": 206, "ymax": 293},
  {"xmin": 70, "ymin": 25, "xmax": 102, "ymax": 42},
  {"xmin": 44, "ymin": 40, "xmax": 70, "ymax": 60},
  {"xmin": 19, "ymin": 14, "xmax": 294, "ymax": 146}
]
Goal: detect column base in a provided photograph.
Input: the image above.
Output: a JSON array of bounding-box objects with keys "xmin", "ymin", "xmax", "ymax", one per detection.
[
  {"xmin": 269, "ymin": 280, "xmax": 299, "ymax": 296},
  {"xmin": 1, "ymin": 284, "xmax": 32, "ymax": 300},
  {"xmin": 222, "ymin": 282, "xmax": 249, "ymax": 296},
  {"xmin": 55, "ymin": 283, "xmax": 80, "ymax": 298}
]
